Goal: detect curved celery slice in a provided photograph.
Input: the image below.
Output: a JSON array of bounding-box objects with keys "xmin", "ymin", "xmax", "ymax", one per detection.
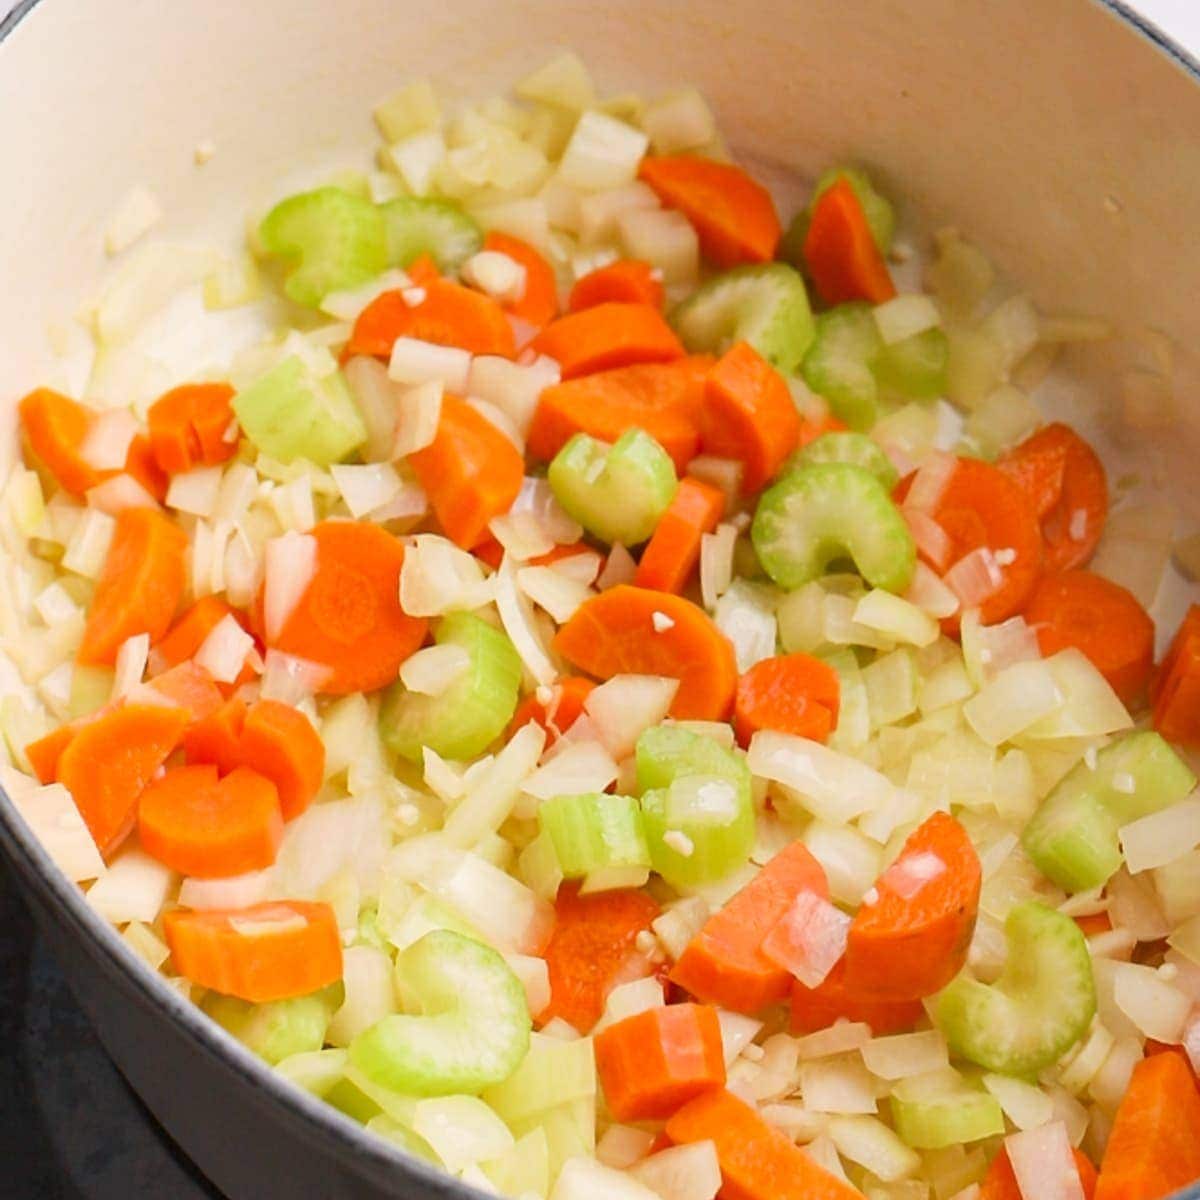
[
  {"xmin": 875, "ymin": 327, "xmax": 949, "ymax": 399},
  {"xmin": 348, "ymin": 929, "xmax": 531, "ymax": 1096},
  {"xmin": 936, "ymin": 901, "xmax": 1095, "ymax": 1076},
  {"xmin": 274, "ymin": 1047, "xmax": 348, "ymax": 1097},
  {"xmin": 782, "ymin": 166, "xmax": 896, "ymax": 261},
  {"xmin": 671, "ymin": 263, "xmax": 815, "ymax": 374},
  {"xmin": 204, "ymin": 985, "xmax": 340, "ymax": 1066},
  {"xmin": 379, "ymin": 196, "xmax": 483, "ymax": 271},
  {"xmin": 365, "ymin": 1114, "xmax": 441, "ymax": 1163},
  {"xmin": 380, "ymin": 611, "xmax": 521, "ymax": 763},
  {"xmin": 259, "ymin": 187, "xmax": 388, "ymax": 307},
  {"xmin": 752, "ymin": 463, "xmax": 916, "ymax": 593},
  {"xmin": 890, "ymin": 1077, "xmax": 1005, "ymax": 1150},
  {"xmin": 800, "ymin": 303, "xmax": 881, "ymax": 430},
  {"xmin": 232, "ymin": 357, "xmax": 367, "ymax": 465},
  {"xmin": 641, "ymin": 774, "xmax": 755, "ymax": 888},
  {"xmin": 1022, "ymin": 731, "xmax": 1197, "ymax": 892},
  {"xmin": 789, "ymin": 431, "xmax": 898, "ymax": 488},
  {"xmin": 482, "ymin": 1031, "xmax": 597, "ymax": 1124},
  {"xmin": 635, "ymin": 724, "xmax": 750, "ymax": 795},
  {"xmin": 548, "ymin": 429, "xmax": 678, "ymax": 546},
  {"xmin": 540, "ymin": 793, "xmax": 650, "ymax": 878}
]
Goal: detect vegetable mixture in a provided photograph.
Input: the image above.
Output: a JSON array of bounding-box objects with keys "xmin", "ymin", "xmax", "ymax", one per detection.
[{"xmin": 4, "ymin": 51, "xmax": 1200, "ymax": 1200}]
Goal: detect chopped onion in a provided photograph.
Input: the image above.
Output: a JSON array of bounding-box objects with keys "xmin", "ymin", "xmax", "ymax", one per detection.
[
  {"xmin": 880, "ymin": 850, "xmax": 946, "ymax": 900},
  {"xmin": 343, "ymin": 357, "xmax": 401, "ymax": 464},
  {"xmin": 61, "ymin": 507, "xmax": 117, "ymax": 579},
  {"xmin": 495, "ymin": 556, "xmax": 558, "ymax": 685},
  {"xmin": 594, "ymin": 975, "xmax": 665, "ymax": 1032},
  {"xmin": 385, "ymin": 130, "xmax": 447, "ymax": 197},
  {"xmin": 716, "ymin": 1011, "xmax": 763, "ymax": 1066},
  {"xmin": 398, "ymin": 643, "xmax": 470, "ymax": 696},
  {"xmin": 903, "ymin": 509, "xmax": 954, "ymax": 573},
  {"xmin": 558, "ymin": 111, "xmax": 649, "ymax": 191},
  {"xmin": 467, "ymin": 355, "xmax": 560, "ymax": 437},
  {"xmin": 326, "ymin": 945, "xmax": 397, "ymax": 1047},
  {"xmin": 597, "ymin": 543, "xmax": 638, "ymax": 590},
  {"xmin": 104, "ymin": 185, "xmax": 162, "ymax": 255},
  {"xmin": 800, "ymin": 821, "xmax": 882, "ymax": 906},
  {"xmin": 391, "ymin": 380, "xmax": 444, "ymax": 459},
  {"xmin": 795, "ymin": 1021, "xmax": 873, "ymax": 1060},
  {"xmin": 827, "ymin": 1116, "xmax": 921, "ymax": 1184},
  {"xmin": 268, "ymin": 475, "xmax": 315, "ymax": 533},
  {"xmin": 552, "ymin": 1156, "xmax": 660, "ymax": 1200},
  {"xmin": 193, "ymin": 614, "xmax": 254, "ymax": 684},
  {"xmin": 86, "ymin": 847, "xmax": 175, "ymax": 925},
  {"xmin": 1119, "ymin": 795, "xmax": 1200, "ymax": 874},
  {"xmin": 466, "ymin": 396, "xmax": 524, "ymax": 452},
  {"xmin": 904, "ymin": 562, "xmax": 960, "ymax": 620},
  {"xmin": 630, "ymin": 1141, "xmax": 721, "ymax": 1200},
  {"xmin": 263, "ymin": 531, "xmax": 317, "ymax": 642},
  {"xmin": 944, "ymin": 547, "xmax": 1004, "ymax": 609},
  {"xmin": 410, "ymin": 1096, "xmax": 514, "ymax": 1174},
  {"xmin": 798, "ymin": 1054, "xmax": 878, "ymax": 1114},
  {"xmin": 259, "ymin": 649, "xmax": 330, "ymax": 705},
  {"xmin": 2, "ymin": 769, "xmax": 104, "ymax": 882},
  {"xmin": 961, "ymin": 611, "xmax": 1042, "ymax": 686},
  {"xmin": 642, "ymin": 88, "xmax": 716, "ymax": 155},
  {"xmin": 983, "ymin": 1074, "xmax": 1055, "ymax": 1131},
  {"xmin": 596, "ymin": 1125, "xmax": 656, "ymax": 1170},
  {"xmin": 84, "ymin": 472, "xmax": 157, "ymax": 516},
  {"xmin": 442, "ymin": 722, "xmax": 545, "ymax": 849},
  {"xmin": 462, "ymin": 250, "xmax": 527, "ymax": 303},
  {"xmin": 874, "ymin": 294, "xmax": 941, "ymax": 345},
  {"xmin": 550, "ymin": 550, "xmax": 604, "ymax": 585},
  {"xmin": 714, "ymin": 581, "xmax": 777, "ymax": 672},
  {"xmin": 861, "ymin": 1030, "xmax": 949, "ymax": 1080},
  {"xmin": 503, "ymin": 953, "xmax": 551, "ymax": 1021},
  {"xmin": 517, "ymin": 564, "xmax": 592, "ymax": 623},
  {"xmin": 178, "ymin": 869, "xmax": 273, "ymax": 910},
  {"xmin": 699, "ymin": 523, "xmax": 738, "ymax": 611},
  {"xmin": 388, "ymin": 337, "xmax": 471, "ymax": 392},
  {"xmin": 33, "ymin": 583, "xmax": 78, "ymax": 627},
  {"xmin": 575, "ymin": 180, "xmax": 660, "ymax": 244},
  {"xmin": 320, "ymin": 268, "xmax": 412, "ymax": 321},
  {"xmin": 399, "ymin": 534, "xmax": 494, "ymax": 616},
  {"xmin": 112, "ymin": 632, "xmax": 150, "ymax": 698},
  {"xmin": 617, "ymin": 207, "xmax": 699, "ymax": 286},
  {"xmin": 1087, "ymin": 1033, "xmax": 1144, "ymax": 1109},
  {"xmin": 651, "ymin": 895, "xmax": 709, "ymax": 962},
  {"xmin": 164, "ymin": 464, "xmax": 223, "ymax": 517},
  {"xmin": 1005, "ymin": 1123, "xmax": 1084, "ymax": 1200},
  {"xmin": 1113, "ymin": 962, "xmax": 1191, "ymax": 1041},
  {"xmin": 686, "ymin": 456, "xmax": 742, "ymax": 510},
  {"xmin": 583, "ymin": 674, "xmax": 679, "ymax": 759},
  {"xmin": 330, "ymin": 462, "xmax": 402, "ymax": 519},
  {"xmin": 760, "ymin": 889, "xmax": 850, "ymax": 988},
  {"xmin": 94, "ymin": 242, "xmax": 216, "ymax": 344},
  {"xmin": 963, "ymin": 658, "xmax": 1063, "ymax": 745},
  {"xmin": 904, "ymin": 451, "xmax": 958, "ymax": 514},
  {"xmin": 511, "ymin": 476, "xmax": 583, "ymax": 545},
  {"xmin": 1089, "ymin": 499, "xmax": 1175, "ymax": 610},
  {"xmin": 423, "ymin": 747, "xmax": 465, "ymax": 802},
  {"xmin": 1022, "ymin": 649, "xmax": 1132, "ymax": 741},
  {"xmin": 854, "ymin": 589, "xmax": 939, "ymax": 648},
  {"xmin": 490, "ymin": 511, "xmax": 556, "ymax": 562},
  {"xmin": 472, "ymin": 197, "xmax": 552, "ymax": 255},
  {"xmin": 522, "ymin": 740, "xmax": 619, "ymax": 801}
]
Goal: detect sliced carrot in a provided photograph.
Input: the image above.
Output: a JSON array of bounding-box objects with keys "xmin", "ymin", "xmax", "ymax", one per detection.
[
  {"xmin": 733, "ymin": 653, "xmax": 840, "ymax": 748},
  {"xmin": 529, "ymin": 303, "xmax": 685, "ymax": 380},
  {"xmin": 1153, "ymin": 605, "xmax": 1200, "ymax": 746},
  {"xmin": 57, "ymin": 703, "xmax": 189, "ymax": 857},
  {"xmin": 482, "ymin": 231, "xmax": 558, "ymax": 328},
  {"xmin": 138, "ymin": 764, "xmax": 283, "ymax": 879},
  {"xmin": 1151, "ymin": 605, "xmax": 1200, "ymax": 706},
  {"xmin": 634, "ymin": 476, "xmax": 725, "ymax": 594},
  {"xmin": 998, "ymin": 423, "xmax": 1108, "ymax": 573},
  {"xmin": 265, "ymin": 520, "xmax": 427, "ymax": 694},
  {"xmin": 1143, "ymin": 1041, "xmax": 1200, "ymax": 1093},
  {"xmin": 568, "ymin": 259, "xmax": 665, "ymax": 312},
  {"xmin": 508, "ymin": 676, "xmax": 595, "ymax": 745},
  {"xmin": 901, "ymin": 456, "xmax": 1043, "ymax": 626},
  {"xmin": 790, "ymin": 961, "xmax": 924, "ymax": 1035},
  {"xmin": 528, "ymin": 357, "xmax": 713, "ymax": 474},
  {"xmin": 671, "ymin": 842, "xmax": 829, "ymax": 1013},
  {"xmin": 666, "ymin": 1087, "xmax": 864, "ymax": 1200},
  {"xmin": 1025, "ymin": 571, "xmax": 1154, "ymax": 705},
  {"xmin": 146, "ymin": 383, "xmax": 238, "ymax": 475},
  {"xmin": 555, "ymin": 587, "xmax": 737, "ymax": 721},
  {"xmin": 408, "ymin": 395, "xmax": 524, "ymax": 550},
  {"xmin": 146, "ymin": 661, "xmax": 225, "ymax": 721},
  {"xmin": 1095, "ymin": 1051, "xmax": 1200, "ymax": 1200},
  {"xmin": 594, "ymin": 1002, "xmax": 725, "ymax": 1121},
  {"xmin": 344, "ymin": 279, "xmax": 515, "ymax": 360},
  {"xmin": 163, "ymin": 900, "xmax": 343, "ymax": 1003},
  {"xmin": 406, "ymin": 253, "xmax": 441, "ymax": 288},
  {"xmin": 982, "ymin": 1145, "xmax": 1098, "ymax": 1200},
  {"xmin": 123, "ymin": 436, "xmax": 170, "ymax": 502},
  {"xmin": 78, "ymin": 507, "xmax": 187, "ymax": 665},
  {"xmin": 474, "ymin": 534, "xmax": 595, "ymax": 572},
  {"xmin": 541, "ymin": 884, "xmax": 660, "ymax": 1033},
  {"xmin": 25, "ymin": 725, "xmax": 77, "ymax": 785},
  {"xmin": 236, "ymin": 699, "xmax": 325, "ymax": 820},
  {"xmin": 151, "ymin": 595, "xmax": 255, "ymax": 687},
  {"xmin": 1074, "ymin": 911, "xmax": 1113, "ymax": 938},
  {"xmin": 183, "ymin": 696, "xmax": 246, "ymax": 774},
  {"xmin": 843, "ymin": 811, "xmax": 981, "ymax": 1001},
  {"xmin": 701, "ymin": 341, "xmax": 802, "ymax": 494},
  {"xmin": 639, "ymin": 156, "xmax": 782, "ymax": 268},
  {"xmin": 802, "ymin": 177, "xmax": 897, "ymax": 306},
  {"xmin": 798, "ymin": 412, "xmax": 849, "ymax": 449}
]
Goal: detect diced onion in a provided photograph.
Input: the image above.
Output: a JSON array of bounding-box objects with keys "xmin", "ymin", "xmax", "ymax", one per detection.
[
  {"xmin": 390, "ymin": 379, "xmax": 444, "ymax": 459},
  {"xmin": 263, "ymin": 531, "xmax": 317, "ymax": 642},
  {"xmin": 94, "ymin": 243, "xmax": 216, "ymax": 345},
  {"xmin": 596, "ymin": 1125, "xmax": 656, "ymax": 1170},
  {"xmin": 399, "ymin": 534, "xmax": 494, "ymax": 617},
  {"xmin": 86, "ymin": 847, "xmax": 175, "ymax": 925},
  {"xmin": 641, "ymin": 88, "xmax": 717, "ymax": 155},
  {"xmin": 630, "ymin": 1141, "xmax": 723, "ymax": 1200},
  {"xmin": 853, "ymin": 589, "xmax": 939, "ymax": 648},
  {"xmin": 575, "ymin": 180, "xmax": 660, "ymax": 244},
  {"xmin": 558, "ymin": 111, "xmax": 649, "ymax": 192},
  {"xmin": 880, "ymin": 850, "xmax": 946, "ymax": 900},
  {"xmin": 178, "ymin": 869, "xmax": 274, "ymax": 910},
  {"xmin": 826, "ymin": 1116, "xmax": 921, "ymax": 1184},
  {"xmin": 164, "ymin": 464, "xmax": 223, "ymax": 517},
  {"xmin": 617, "ymin": 207, "xmax": 699, "ymax": 286},
  {"xmin": 716, "ymin": 1011, "xmax": 763, "ymax": 1066},
  {"xmin": 861, "ymin": 1031, "xmax": 949, "ymax": 1080},
  {"xmin": 714, "ymin": 581, "xmax": 777, "ymax": 672},
  {"xmin": 1113, "ymin": 962, "xmax": 1191, "ymax": 1041},
  {"xmin": 904, "ymin": 562, "xmax": 960, "ymax": 620},
  {"xmin": 330, "ymin": 463, "xmax": 403, "ymax": 519},
  {"xmin": 490, "ymin": 511, "xmax": 556, "ymax": 562},
  {"xmin": 700, "ymin": 523, "xmax": 738, "ymax": 611},
  {"xmin": 1022, "ymin": 649, "xmax": 1132, "ymax": 741},
  {"xmin": 904, "ymin": 451, "xmax": 958, "ymax": 514},
  {"xmin": 983, "ymin": 1073, "xmax": 1055, "ymax": 1131},
  {"xmin": 388, "ymin": 337, "xmax": 471, "ymax": 392},
  {"xmin": 385, "ymin": 131, "xmax": 447, "ymax": 197},
  {"xmin": 873, "ymin": 295, "xmax": 941, "ymax": 345},
  {"xmin": 1119, "ymin": 795, "xmax": 1200, "ymax": 874},
  {"xmin": 801, "ymin": 821, "xmax": 882, "ymax": 906},
  {"xmin": 597, "ymin": 543, "xmax": 637, "ymax": 590},
  {"xmin": 85, "ymin": 472, "xmax": 159, "ymax": 516},
  {"xmin": 467, "ymin": 355, "xmax": 560, "ymax": 438},
  {"xmin": 583, "ymin": 674, "xmax": 679, "ymax": 759},
  {"xmin": 112, "ymin": 632, "xmax": 150, "ymax": 698},
  {"xmin": 467, "ymin": 396, "xmax": 524, "ymax": 453},
  {"xmin": 2, "ymin": 769, "xmax": 105, "ymax": 883},
  {"xmin": 503, "ymin": 952, "xmax": 551, "ymax": 1021},
  {"xmin": 259, "ymin": 650, "xmax": 330, "ymax": 705},
  {"xmin": 963, "ymin": 658, "xmax": 1063, "ymax": 746},
  {"xmin": 944, "ymin": 547, "xmax": 1004, "ymax": 609},
  {"xmin": 326, "ymin": 945, "xmax": 397, "ymax": 1047},
  {"xmin": 798, "ymin": 1054, "xmax": 878, "ymax": 1114},
  {"xmin": 795, "ymin": 1021, "xmax": 873, "ymax": 1060},
  {"xmin": 761, "ymin": 889, "xmax": 850, "ymax": 988},
  {"xmin": 522, "ymin": 740, "xmax": 619, "ymax": 801},
  {"xmin": 462, "ymin": 250, "xmax": 527, "ymax": 303},
  {"xmin": 320, "ymin": 268, "xmax": 412, "ymax": 321},
  {"xmin": 594, "ymin": 975, "xmax": 665, "ymax": 1032},
  {"xmin": 903, "ymin": 508, "xmax": 954, "ymax": 572},
  {"xmin": 423, "ymin": 747, "xmax": 465, "ymax": 801},
  {"xmin": 1005, "ymin": 1124, "xmax": 1084, "ymax": 1200},
  {"xmin": 495, "ymin": 556, "xmax": 558, "ymax": 685},
  {"xmin": 396, "ymin": 643, "xmax": 469, "ymax": 696},
  {"xmin": 62, "ymin": 508, "xmax": 116, "ymax": 579},
  {"xmin": 192, "ymin": 614, "xmax": 255, "ymax": 684}
]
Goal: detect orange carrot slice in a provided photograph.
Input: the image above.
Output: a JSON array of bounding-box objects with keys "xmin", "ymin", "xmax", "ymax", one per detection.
[
  {"xmin": 639, "ymin": 156, "xmax": 782, "ymax": 267},
  {"xmin": 147, "ymin": 383, "xmax": 238, "ymax": 474},
  {"xmin": 163, "ymin": 900, "xmax": 343, "ymax": 1003},
  {"xmin": 803, "ymin": 177, "xmax": 897, "ymax": 305},
  {"xmin": 508, "ymin": 676, "xmax": 596, "ymax": 746},
  {"xmin": 1153, "ymin": 605, "xmax": 1200, "ymax": 747},
  {"xmin": 733, "ymin": 653, "xmax": 841, "ymax": 748},
  {"xmin": 237, "ymin": 699, "xmax": 325, "ymax": 820},
  {"xmin": 25, "ymin": 725, "xmax": 78, "ymax": 785},
  {"xmin": 529, "ymin": 303, "xmax": 685, "ymax": 379},
  {"xmin": 568, "ymin": 259, "xmax": 665, "ymax": 312},
  {"xmin": 555, "ymin": 586, "xmax": 737, "ymax": 721},
  {"xmin": 78, "ymin": 508, "xmax": 187, "ymax": 665},
  {"xmin": 634, "ymin": 476, "xmax": 725, "ymax": 594},
  {"xmin": 983, "ymin": 1144, "xmax": 1098, "ymax": 1200},
  {"xmin": 790, "ymin": 961, "xmax": 924, "ymax": 1035},
  {"xmin": 183, "ymin": 697, "xmax": 246, "ymax": 774},
  {"xmin": 483, "ymin": 231, "xmax": 558, "ymax": 328},
  {"xmin": 146, "ymin": 661, "xmax": 225, "ymax": 721},
  {"xmin": 408, "ymin": 395, "xmax": 524, "ymax": 550}
]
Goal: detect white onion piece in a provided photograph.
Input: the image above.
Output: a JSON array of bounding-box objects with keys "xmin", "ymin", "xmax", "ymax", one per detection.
[
  {"xmin": 320, "ymin": 269, "xmax": 411, "ymax": 321},
  {"xmin": 517, "ymin": 565, "xmax": 593, "ymax": 623},
  {"xmin": 904, "ymin": 562, "xmax": 960, "ymax": 619},
  {"xmin": 462, "ymin": 250, "xmax": 526, "ymax": 303},
  {"xmin": 522, "ymin": 741, "xmax": 619, "ymax": 801},
  {"xmin": 263, "ymin": 531, "xmax": 317, "ymax": 642},
  {"xmin": 860, "ymin": 1031, "xmax": 949, "ymax": 1080},
  {"xmin": 642, "ymin": 88, "xmax": 717, "ymax": 154},
  {"xmin": 597, "ymin": 543, "xmax": 637, "ymax": 590},
  {"xmin": 112, "ymin": 632, "xmax": 150, "ymax": 698},
  {"xmin": 387, "ymin": 337, "xmax": 471, "ymax": 392},
  {"xmin": 467, "ymin": 355, "xmax": 559, "ymax": 437},
  {"xmin": 944, "ymin": 547, "xmax": 1004, "ymax": 609},
  {"xmin": 853, "ymin": 589, "xmax": 939, "ymax": 647},
  {"xmin": 423, "ymin": 748, "xmax": 465, "ymax": 802},
  {"xmin": 596, "ymin": 1125, "xmax": 656, "ymax": 1170},
  {"xmin": 164, "ymin": 464, "xmax": 222, "ymax": 517},
  {"xmin": 584, "ymin": 674, "xmax": 679, "ymax": 759},
  {"xmin": 904, "ymin": 450, "xmax": 957, "ymax": 513},
  {"xmin": 716, "ymin": 1011, "xmax": 763, "ymax": 1066},
  {"xmin": 442, "ymin": 722, "xmax": 545, "ymax": 850},
  {"xmin": 550, "ymin": 551, "xmax": 604, "ymax": 585},
  {"xmin": 1005, "ymin": 1124, "xmax": 1084, "ymax": 1200},
  {"xmin": 983, "ymin": 1073, "xmax": 1055, "ymax": 1130},
  {"xmin": 343, "ymin": 355, "xmax": 402, "ymax": 462},
  {"xmin": 194, "ymin": 614, "xmax": 255, "ymax": 684},
  {"xmin": 795, "ymin": 1021, "xmax": 872, "ymax": 1060},
  {"xmin": 1118, "ymin": 795, "xmax": 1200, "ymax": 873},
  {"xmin": 826, "ymin": 1116, "xmax": 921, "ymax": 1185},
  {"xmin": 629, "ymin": 1142, "xmax": 722, "ymax": 1200},
  {"xmin": 617, "ymin": 207, "xmax": 699, "ymax": 286},
  {"xmin": 490, "ymin": 511, "xmax": 556, "ymax": 562},
  {"xmin": 575, "ymin": 180, "xmax": 659, "ymax": 244},
  {"xmin": 1022, "ymin": 649, "xmax": 1132, "ymax": 740},
  {"xmin": 594, "ymin": 975, "xmax": 666, "ymax": 1033},
  {"xmin": 880, "ymin": 850, "xmax": 946, "ymax": 900},
  {"xmin": 326, "ymin": 945, "xmax": 397, "ymax": 1047},
  {"xmin": 558, "ymin": 111, "xmax": 649, "ymax": 191},
  {"xmin": 1113, "ymin": 963, "xmax": 1192, "ymax": 1041},
  {"xmin": 259, "ymin": 650, "xmax": 330, "ymax": 705},
  {"xmin": 551, "ymin": 1157, "xmax": 660, "ymax": 1200},
  {"xmin": 399, "ymin": 534, "xmax": 494, "ymax": 617},
  {"xmin": 495, "ymin": 556, "xmax": 558, "ymax": 685},
  {"xmin": 699, "ymin": 523, "xmax": 738, "ymax": 611},
  {"xmin": 398, "ymin": 644, "xmax": 470, "ymax": 696},
  {"xmin": 80, "ymin": 409, "xmax": 139, "ymax": 471},
  {"xmin": 510, "ymin": 476, "xmax": 583, "ymax": 545},
  {"xmin": 714, "ymin": 582, "xmax": 777, "ymax": 672},
  {"xmin": 1, "ymin": 769, "xmax": 104, "ymax": 883},
  {"xmin": 178, "ymin": 869, "xmax": 273, "ymax": 910},
  {"xmin": 761, "ymin": 890, "xmax": 850, "ymax": 988},
  {"xmin": 903, "ymin": 508, "xmax": 954, "ymax": 572},
  {"xmin": 874, "ymin": 294, "xmax": 941, "ymax": 345},
  {"xmin": 466, "ymin": 396, "xmax": 524, "ymax": 453},
  {"xmin": 87, "ymin": 473, "xmax": 159, "ymax": 515},
  {"xmin": 798, "ymin": 1055, "xmax": 878, "ymax": 1114},
  {"xmin": 86, "ymin": 848, "xmax": 175, "ymax": 925},
  {"xmin": 963, "ymin": 658, "xmax": 1063, "ymax": 745},
  {"xmin": 367, "ymin": 480, "xmax": 428, "ymax": 524},
  {"xmin": 330, "ymin": 463, "xmax": 403, "ymax": 519}
]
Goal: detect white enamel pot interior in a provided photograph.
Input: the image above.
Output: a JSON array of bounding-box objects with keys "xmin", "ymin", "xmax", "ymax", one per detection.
[{"xmin": 2, "ymin": 1, "xmax": 1200, "ymax": 1197}]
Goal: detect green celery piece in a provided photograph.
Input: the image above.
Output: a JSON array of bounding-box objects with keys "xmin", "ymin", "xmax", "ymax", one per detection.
[
  {"xmin": 348, "ymin": 929, "xmax": 530, "ymax": 1097},
  {"xmin": 801, "ymin": 303, "xmax": 882, "ymax": 430},
  {"xmin": 890, "ymin": 1081, "xmax": 1005, "ymax": 1150},
  {"xmin": 232, "ymin": 357, "xmax": 367, "ymax": 465},
  {"xmin": 788, "ymin": 431, "xmax": 898, "ymax": 488},
  {"xmin": 380, "ymin": 611, "xmax": 521, "ymax": 763},
  {"xmin": 259, "ymin": 187, "xmax": 388, "ymax": 307},
  {"xmin": 935, "ymin": 901, "xmax": 1095, "ymax": 1075},
  {"xmin": 548, "ymin": 429, "xmax": 678, "ymax": 547},
  {"xmin": 203, "ymin": 984, "xmax": 340, "ymax": 1066},
  {"xmin": 671, "ymin": 263, "xmax": 815, "ymax": 375},
  {"xmin": 752, "ymin": 462, "xmax": 916, "ymax": 593},
  {"xmin": 641, "ymin": 774, "xmax": 755, "ymax": 888},
  {"xmin": 875, "ymin": 326, "xmax": 949, "ymax": 399},
  {"xmin": 634, "ymin": 724, "xmax": 750, "ymax": 795},
  {"xmin": 379, "ymin": 196, "xmax": 483, "ymax": 271},
  {"xmin": 69, "ymin": 664, "xmax": 114, "ymax": 720},
  {"xmin": 324, "ymin": 1077, "xmax": 384, "ymax": 1123},
  {"xmin": 365, "ymin": 1115, "xmax": 442, "ymax": 1163},
  {"xmin": 482, "ymin": 1031, "xmax": 597, "ymax": 1125},
  {"xmin": 482, "ymin": 1128, "xmax": 551, "ymax": 1200},
  {"xmin": 539, "ymin": 793, "xmax": 650, "ymax": 878},
  {"xmin": 274, "ymin": 1047, "xmax": 348, "ymax": 1098},
  {"xmin": 1022, "ymin": 730, "xmax": 1197, "ymax": 892},
  {"xmin": 382, "ymin": 892, "xmax": 483, "ymax": 953},
  {"xmin": 782, "ymin": 165, "xmax": 896, "ymax": 262}
]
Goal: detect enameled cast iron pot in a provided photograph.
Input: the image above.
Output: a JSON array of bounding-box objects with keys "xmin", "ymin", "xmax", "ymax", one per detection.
[{"xmin": 2, "ymin": 1, "xmax": 1200, "ymax": 1195}]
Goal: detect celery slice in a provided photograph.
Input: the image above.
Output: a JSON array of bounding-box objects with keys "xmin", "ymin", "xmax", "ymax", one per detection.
[
  {"xmin": 634, "ymin": 724, "xmax": 750, "ymax": 795},
  {"xmin": 782, "ymin": 165, "xmax": 896, "ymax": 261},
  {"xmin": 752, "ymin": 463, "xmax": 916, "ymax": 593},
  {"xmin": 482, "ymin": 1031, "xmax": 597, "ymax": 1124},
  {"xmin": 378, "ymin": 196, "xmax": 483, "ymax": 271},
  {"xmin": 232, "ymin": 357, "xmax": 367, "ymax": 465},
  {"xmin": 1021, "ymin": 730, "xmax": 1197, "ymax": 892},
  {"xmin": 890, "ymin": 1079, "xmax": 1004, "ymax": 1150},
  {"xmin": 381, "ymin": 612, "xmax": 522, "ymax": 763},
  {"xmin": 875, "ymin": 327, "xmax": 949, "ymax": 399},
  {"xmin": 540, "ymin": 793, "xmax": 650, "ymax": 878},
  {"xmin": 348, "ymin": 929, "xmax": 531, "ymax": 1096},
  {"xmin": 789, "ymin": 431, "xmax": 899, "ymax": 488},
  {"xmin": 259, "ymin": 187, "xmax": 388, "ymax": 307},
  {"xmin": 274, "ymin": 1047, "xmax": 348, "ymax": 1098},
  {"xmin": 481, "ymin": 1128, "xmax": 550, "ymax": 1199},
  {"xmin": 548, "ymin": 429, "xmax": 678, "ymax": 547},
  {"xmin": 365, "ymin": 1114, "xmax": 441, "ymax": 1163},
  {"xmin": 204, "ymin": 985, "xmax": 340, "ymax": 1066},
  {"xmin": 801, "ymin": 303, "xmax": 881, "ymax": 430},
  {"xmin": 641, "ymin": 774, "xmax": 755, "ymax": 888},
  {"xmin": 935, "ymin": 901, "xmax": 1095, "ymax": 1075},
  {"xmin": 671, "ymin": 263, "xmax": 815, "ymax": 374}
]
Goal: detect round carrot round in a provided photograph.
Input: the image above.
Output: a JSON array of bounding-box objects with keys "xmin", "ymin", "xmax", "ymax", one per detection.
[
  {"xmin": 998, "ymin": 422, "xmax": 1108, "ymax": 572},
  {"xmin": 483, "ymin": 231, "xmax": 558, "ymax": 328},
  {"xmin": 147, "ymin": 382, "xmax": 238, "ymax": 475},
  {"xmin": 183, "ymin": 696, "xmax": 246, "ymax": 775},
  {"xmin": 529, "ymin": 302, "xmax": 684, "ymax": 380},
  {"xmin": 634, "ymin": 476, "xmax": 725, "ymax": 594},
  {"xmin": 802, "ymin": 178, "xmax": 896, "ymax": 306},
  {"xmin": 733, "ymin": 653, "xmax": 841, "ymax": 747},
  {"xmin": 508, "ymin": 675, "xmax": 595, "ymax": 746},
  {"xmin": 789, "ymin": 961, "xmax": 923, "ymax": 1036},
  {"xmin": 237, "ymin": 699, "xmax": 325, "ymax": 820},
  {"xmin": 554, "ymin": 586, "xmax": 738, "ymax": 721},
  {"xmin": 1024, "ymin": 569, "xmax": 1154, "ymax": 705},
  {"xmin": 265, "ymin": 520, "xmax": 427, "ymax": 694},
  {"xmin": 569, "ymin": 260, "xmax": 665, "ymax": 313},
  {"xmin": 138, "ymin": 763, "xmax": 284, "ymax": 879}
]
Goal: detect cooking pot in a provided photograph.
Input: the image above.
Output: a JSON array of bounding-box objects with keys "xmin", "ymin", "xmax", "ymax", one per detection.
[{"xmin": 1, "ymin": 0, "xmax": 1199, "ymax": 1195}]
